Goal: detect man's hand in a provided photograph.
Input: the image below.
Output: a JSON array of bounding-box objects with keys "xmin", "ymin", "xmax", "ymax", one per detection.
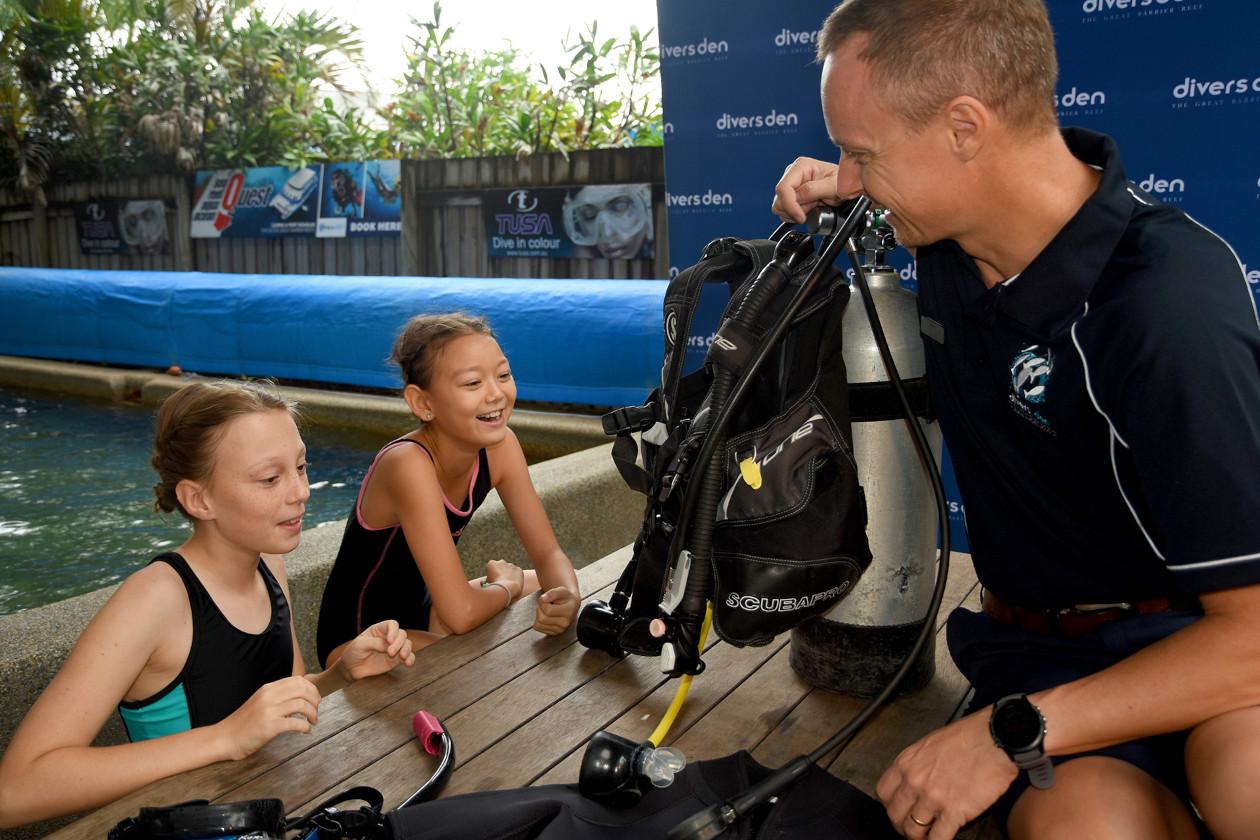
[
  {"xmin": 876, "ymin": 709, "xmax": 1017, "ymax": 838},
  {"xmin": 534, "ymin": 586, "xmax": 579, "ymax": 635},
  {"xmin": 772, "ymin": 157, "xmax": 842, "ymax": 224}
]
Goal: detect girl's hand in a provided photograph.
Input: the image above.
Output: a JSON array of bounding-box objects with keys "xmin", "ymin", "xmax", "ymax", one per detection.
[
  {"xmin": 535, "ymin": 586, "xmax": 580, "ymax": 635},
  {"xmin": 338, "ymin": 620, "xmax": 416, "ymax": 683},
  {"xmin": 216, "ymin": 675, "xmax": 323, "ymax": 760},
  {"xmin": 485, "ymin": 559, "xmax": 526, "ymax": 600}
]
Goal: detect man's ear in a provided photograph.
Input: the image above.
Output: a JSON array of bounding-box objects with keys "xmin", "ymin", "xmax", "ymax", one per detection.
[
  {"xmin": 944, "ymin": 95, "xmax": 990, "ymax": 163},
  {"xmin": 176, "ymin": 479, "xmax": 213, "ymax": 522},
  {"xmin": 402, "ymin": 384, "xmax": 432, "ymax": 421}
]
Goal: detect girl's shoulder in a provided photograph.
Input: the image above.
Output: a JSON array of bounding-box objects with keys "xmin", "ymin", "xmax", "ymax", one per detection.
[
  {"xmin": 372, "ymin": 437, "xmax": 440, "ymax": 480},
  {"xmin": 484, "ymin": 428, "xmax": 527, "ymax": 486},
  {"xmin": 77, "ymin": 557, "xmax": 190, "ymax": 657},
  {"xmin": 364, "ymin": 437, "xmax": 445, "ymax": 517},
  {"xmin": 118, "ymin": 555, "xmax": 191, "ymax": 605}
]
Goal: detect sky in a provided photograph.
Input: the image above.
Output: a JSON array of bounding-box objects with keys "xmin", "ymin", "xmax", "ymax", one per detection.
[{"xmin": 260, "ymin": 0, "xmax": 662, "ymax": 101}]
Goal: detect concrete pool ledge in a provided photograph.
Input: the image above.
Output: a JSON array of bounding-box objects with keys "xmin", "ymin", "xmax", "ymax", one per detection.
[
  {"xmin": 0, "ymin": 356, "xmax": 644, "ymax": 838},
  {"xmin": 0, "ymin": 354, "xmax": 613, "ymax": 461}
]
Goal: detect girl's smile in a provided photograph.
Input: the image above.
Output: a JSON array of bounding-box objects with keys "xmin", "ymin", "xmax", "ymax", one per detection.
[
  {"xmin": 416, "ymin": 333, "xmax": 517, "ymax": 447},
  {"xmin": 477, "ymin": 409, "xmax": 505, "ymax": 425}
]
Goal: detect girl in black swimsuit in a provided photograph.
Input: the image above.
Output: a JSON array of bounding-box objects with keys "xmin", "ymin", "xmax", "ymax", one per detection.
[
  {"xmin": 0, "ymin": 379, "xmax": 414, "ymax": 829},
  {"xmin": 316, "ymin": 312, "xmax": 581, "ymax": 668}
]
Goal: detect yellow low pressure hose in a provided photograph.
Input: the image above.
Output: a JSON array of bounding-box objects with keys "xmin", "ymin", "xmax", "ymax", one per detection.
[{"xmin": 649, "ymin": 604, "xmax": 714, "ymax": 747}]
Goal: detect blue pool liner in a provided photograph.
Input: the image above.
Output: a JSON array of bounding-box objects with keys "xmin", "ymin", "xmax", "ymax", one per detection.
[{"xmin": 0, "ymin": 268, "xmax": 667, "ymax": 407}]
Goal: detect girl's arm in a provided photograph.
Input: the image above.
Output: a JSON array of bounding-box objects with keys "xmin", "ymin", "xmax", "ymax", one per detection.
[
  {"xmin": 261, "ymin": 554, "xmax": 414, "ymax": 697},
  {"xmin": 488, "ymin": 431, "xmax": 581, "ymax": 633},
  {"xmin": 375, "ymin": 443, "xmax": 521, "ymax": 634},
  {"xmin": 0, "ymin": 566, "xmax": 320, "ymax": 828}
]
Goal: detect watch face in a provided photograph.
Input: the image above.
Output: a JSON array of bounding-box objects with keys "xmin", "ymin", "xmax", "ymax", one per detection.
[{"xmin": 993, "ymin": 698, "xmax": 1042, "ymax": 751}]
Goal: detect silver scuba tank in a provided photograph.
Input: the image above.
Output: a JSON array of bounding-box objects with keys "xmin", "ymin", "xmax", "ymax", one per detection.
[{"xmin": 789, "ymin": 217, "xmax": 942, "ymax": 697}]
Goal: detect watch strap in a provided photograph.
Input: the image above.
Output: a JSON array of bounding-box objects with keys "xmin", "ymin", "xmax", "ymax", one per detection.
[{"xmin": 1012, "ymin": 748, "xmax": 1055, "ymax": 789}]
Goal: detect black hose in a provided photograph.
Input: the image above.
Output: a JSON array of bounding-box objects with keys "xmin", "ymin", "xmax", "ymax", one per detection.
[
  {"xmin": 667, "ymin": 223, "xmax": 952, "ymax": 839},
  {"xmin": 662, "ymin": 200, "xmax": 871, "ymax": 677}
]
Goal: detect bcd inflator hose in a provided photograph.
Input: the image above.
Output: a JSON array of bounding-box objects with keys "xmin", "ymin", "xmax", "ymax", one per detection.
[
  {"xmin": 660, "ymin": 230, "xmax": 817, "ymax": 677},
  {"xmin": 660, "ymin": 199, "xmax": 871, "ymax": 679},
  {"xmin": 667, "ymin": 207, "xmax": 953, "ymax": 840}
]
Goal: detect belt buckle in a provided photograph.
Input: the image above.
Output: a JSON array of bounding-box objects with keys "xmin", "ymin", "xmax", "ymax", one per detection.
[
  {"xmin": 1056, "ymin": 602, "xmax": 1133, "ymax": 616},
  {"xmin": 1049, "ymin": 602, "xmax": 1137, "ymax": 639}
]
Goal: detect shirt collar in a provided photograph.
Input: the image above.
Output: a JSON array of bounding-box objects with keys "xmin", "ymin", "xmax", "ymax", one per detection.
[{"xmin": 944, "ymin": 128, "xmax": 1136, "ymax": 341}]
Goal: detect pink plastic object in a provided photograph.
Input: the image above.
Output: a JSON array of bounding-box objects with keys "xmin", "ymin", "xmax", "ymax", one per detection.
[{"xmin": 413, "ymin": 710, "xmax": 445, "ymax": 756}]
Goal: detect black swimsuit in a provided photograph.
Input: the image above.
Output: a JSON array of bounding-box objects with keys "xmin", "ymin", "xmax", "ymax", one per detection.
[
  {"xmin": 316, "ymin": 440, "xmax": 492, "ymax": 665},
  {"xmin": 118, "ymin": 552, "xmax": 293, "ymax": 741}
]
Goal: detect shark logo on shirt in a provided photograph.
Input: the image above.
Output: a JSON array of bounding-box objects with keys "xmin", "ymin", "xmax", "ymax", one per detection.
[{"xmin": 1008, "ymin": 345, "xmax": 1056, "ymax": 436}]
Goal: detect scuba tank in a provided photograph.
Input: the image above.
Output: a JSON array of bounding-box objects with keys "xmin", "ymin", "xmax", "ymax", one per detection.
[{"xmin": 789, "ymin": 211, "xmax": 941, "ymax": 696}]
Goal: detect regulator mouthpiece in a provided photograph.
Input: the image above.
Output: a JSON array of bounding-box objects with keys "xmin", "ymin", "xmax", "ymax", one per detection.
[{"xmin": 640, "ymin": 744, "xmax": 687, "ymax": 787}]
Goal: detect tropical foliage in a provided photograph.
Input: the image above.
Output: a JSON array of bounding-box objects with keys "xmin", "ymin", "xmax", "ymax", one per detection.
[
  {"xmin": 0, "ymin": 0, "xmax": 662, "ymax": 202},
  {"xmin": 383, "ymin": 3, "xmax": 662, "ymax": 161}
]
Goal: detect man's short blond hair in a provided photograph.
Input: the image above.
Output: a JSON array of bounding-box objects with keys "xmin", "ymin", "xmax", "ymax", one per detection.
[{"xmin": 819, "ymin": 0, "xmax": 1059, "ymax": 135}]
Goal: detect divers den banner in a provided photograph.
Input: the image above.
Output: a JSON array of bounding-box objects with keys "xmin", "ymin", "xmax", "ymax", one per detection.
[
  {"xmin": 655, "ymin": 0, "xmax": 1260, "ymax": 553},
  {"xmin": 656, "ymin": 0, "xmax": 1260, "ymax": 322}
]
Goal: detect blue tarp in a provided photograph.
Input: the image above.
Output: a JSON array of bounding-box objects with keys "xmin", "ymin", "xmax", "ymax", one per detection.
[{"xmin": 0, "ymin": 268, "xmax": 667, "ymax": 407}]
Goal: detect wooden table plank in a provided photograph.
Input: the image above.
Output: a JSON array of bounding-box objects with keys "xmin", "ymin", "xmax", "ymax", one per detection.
[
  {"xmin": 534, "ymin": 633, "xmax": 788, "ymax": 786},
  {"xmin": 281, "ymin": 551, "xmax": 640, "ymax": 813},
  {"xmin": 437, "ymin": 647, "xmax": 671, "ymax": 796},
  {"xmin": 44, "ymin": 550, "xmax": 633, "ymax": 839},
  {"xmin": 45, "ymin": 547, "xmax": 1001, "ymax": 840}
]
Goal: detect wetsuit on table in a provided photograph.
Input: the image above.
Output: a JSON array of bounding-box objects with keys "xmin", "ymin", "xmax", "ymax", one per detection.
[
  {"xmin": 316, "ymin": 439, "xmax": 492, "ymax": 665},
  {"xmin": 118, "ymin": 552, "xmax": 293, "ymax": 742}
]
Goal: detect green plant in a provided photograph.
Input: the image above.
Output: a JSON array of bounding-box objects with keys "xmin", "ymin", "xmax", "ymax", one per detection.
[
  {"xmin": 383, "ymin": 1, "xmax": 662, "ymax": 160},
  {"xmin": 0, "ymin": 0, "xmax": 662, "ymax": 202}
]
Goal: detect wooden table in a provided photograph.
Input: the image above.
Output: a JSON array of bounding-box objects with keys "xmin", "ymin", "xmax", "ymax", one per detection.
[{"xmin": 48, "ymin": 546, "xmax": 998, "ymax": 839}]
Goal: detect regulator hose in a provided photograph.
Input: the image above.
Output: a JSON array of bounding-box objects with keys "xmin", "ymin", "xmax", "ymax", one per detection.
[
  {"xmin": 662, "ymin": 198, "xmax": 871, "ymax": 677},
  {"xmin": 667, "ymin": 220, "xmax": 952, "ymax": 840}
]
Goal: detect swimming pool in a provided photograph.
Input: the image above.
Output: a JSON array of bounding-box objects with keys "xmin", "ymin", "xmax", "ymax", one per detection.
[{"xmin": 0, "ymin": 386, "xmax": 386, "ymax": 616}]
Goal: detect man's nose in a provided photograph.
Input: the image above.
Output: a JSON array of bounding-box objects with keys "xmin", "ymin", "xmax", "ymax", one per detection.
[{"xmin": 835, "ymin": 159, "xmax": 864, "ymax": 200}]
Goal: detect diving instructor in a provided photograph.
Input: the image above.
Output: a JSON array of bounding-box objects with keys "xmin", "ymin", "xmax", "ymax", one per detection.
[{"xmin": 773, "ymin": 1, "xmax": 1260, "ymax": 838}]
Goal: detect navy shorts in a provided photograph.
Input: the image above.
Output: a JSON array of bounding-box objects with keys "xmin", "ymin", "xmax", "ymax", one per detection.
[{"xmin": 946, "ymin": 605, "xmax": 1204, "ymax": 832}]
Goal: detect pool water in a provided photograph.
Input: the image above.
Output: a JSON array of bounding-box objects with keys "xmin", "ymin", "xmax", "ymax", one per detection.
[{"xmin": 0, "ymin": 387, "xmax": 386, "ymax": 616}]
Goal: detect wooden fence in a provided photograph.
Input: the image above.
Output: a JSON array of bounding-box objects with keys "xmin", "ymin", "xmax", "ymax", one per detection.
[
  {"xmin": 404, "ymin": 146, "xmax": 667, "ymax": 280},
  {"xmin": 0, "ymin": 148, "xmax": 666, "ymax": 279},
  {"xmin": 0, "ymin": 175, "xmax": 194, "ymax": 272}
]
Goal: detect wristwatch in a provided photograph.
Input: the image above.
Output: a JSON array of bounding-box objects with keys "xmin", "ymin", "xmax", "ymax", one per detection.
[{"xmin": 989, "ymin": 694, "xmax": 1055, "ymax": 789}]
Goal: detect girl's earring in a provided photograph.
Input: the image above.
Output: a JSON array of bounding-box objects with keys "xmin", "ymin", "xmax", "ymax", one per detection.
[{"xmin": 425, "ymin": 413, "xmax": 432, "ymax": 420}]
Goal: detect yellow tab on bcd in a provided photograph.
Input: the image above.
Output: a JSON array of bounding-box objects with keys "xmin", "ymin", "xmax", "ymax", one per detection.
[{"xmin": 739, "ymin": 457, "xmax": 762, "ymax": 490}]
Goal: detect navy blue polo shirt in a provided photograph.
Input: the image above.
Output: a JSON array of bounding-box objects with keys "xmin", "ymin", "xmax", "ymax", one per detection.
[{"xmin": 918, "ymin": 127, "xmax": 1260, "ymax": 609}]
